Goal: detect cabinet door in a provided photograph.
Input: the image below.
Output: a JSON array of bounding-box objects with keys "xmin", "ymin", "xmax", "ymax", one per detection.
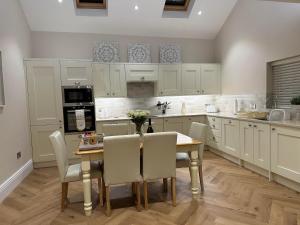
[
  {"xmin": 96, "ymin": 120, "xmax": 130, "ymax": 134},
  {"xmin": 92, "ymin": 63, "xmax": 110, "ymax": 97},
  {"xmin": 110, "ymin": 64, "xmax": 126, "ymax": 97},
  {"xmin": 183, "ymin": 116, "xmax": 205, "ymax": 135},
  {"xmin": 201, "ymin": 64, "xmax": 221, "ymax": 95},
  {"xmin": 240, "ymin": 121, "xmax": 254, "ymax": 163},
  {"xmin": 125, "ymin": 64, "xmax": 158, "ymax": 82},
  {"xmin": 253, "ymin": 123, "xmax": 270, "ymax": 170},
  {"xmin": 222, "ymin": 119, "xmax": 240, "ymax": 157},
  {"xmin": 60, "ymin": 60, "xmax": 92, "ymax": 86},
  {"xmin": 158, "ymin": 65, "xmax": 182, "ymax": 96},
  {"xmin": 31, "ymin": 125, "xmax": 63, "ymax": 163},
  {"xmin": 164, "ymin": 117, "xmax": 184, "ymax": 133},
  {"xmin": 65, "ymin": 134, "xmax": 81, "ymax": 159},
  {"xmin": 181, "ymin": 64, "xmax": 201, "ymax": 95},
  {"xmin": 271, "ymin": 126, "xmax": 300, "ymax": 183},
  {"xmin": 26, "ymin": 60, "xmax": 63, "ymax": 126}
]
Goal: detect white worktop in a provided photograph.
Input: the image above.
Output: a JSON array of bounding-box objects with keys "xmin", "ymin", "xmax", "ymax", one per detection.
[{"xmin": 96, "ymin": 112, "xmax": 300, "ymax": 129}]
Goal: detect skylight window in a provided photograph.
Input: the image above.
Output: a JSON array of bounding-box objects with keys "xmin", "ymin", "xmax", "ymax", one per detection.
[
  {"xmin": 164, "ymin": 0, "xmax": 190, "ymax": 11},
  {"xmin": 76, "ymin": 0, "xmax": 106, "ymax": 9}
]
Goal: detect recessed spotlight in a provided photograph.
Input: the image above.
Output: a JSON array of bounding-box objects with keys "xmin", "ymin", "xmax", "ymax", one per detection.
[
  {"xmin": 134, "ymin": 5, "xmax": 139, "ymax": 11},
  {"xmin": 198, "ymin": 10, "xmax": 202, "ymax": 15},
  {"xmin": 58, "ymin": 0, "xmax": 63, "ymax": 3}
]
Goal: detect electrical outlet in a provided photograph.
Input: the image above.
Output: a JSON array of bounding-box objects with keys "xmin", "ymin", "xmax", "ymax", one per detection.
[{"xmin": 17, "ymin": 152, "xmax": 21, "ymax": 159}]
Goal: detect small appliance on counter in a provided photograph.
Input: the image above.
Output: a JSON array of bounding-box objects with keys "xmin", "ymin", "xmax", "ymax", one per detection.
[
  {"xmin": 62, "ymin": 85, "xmax": 96, "ymax": 133},
  {"xmin": 205, "ymin": 104, "xmax": 219, "ymax": 113}
]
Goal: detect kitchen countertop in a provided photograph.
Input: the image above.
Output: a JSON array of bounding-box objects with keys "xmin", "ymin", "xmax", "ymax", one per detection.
[{"xmin": 96, "ymin": 112, "xmax": 300, "ymax": 129}]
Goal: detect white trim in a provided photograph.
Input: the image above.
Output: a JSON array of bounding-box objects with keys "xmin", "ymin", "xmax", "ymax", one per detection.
[{"xmin": 0, "ymin": 160, "xmax": 33, "ymax": 203}]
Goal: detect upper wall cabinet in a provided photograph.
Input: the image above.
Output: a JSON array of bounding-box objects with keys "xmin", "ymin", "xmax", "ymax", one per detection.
[
  {"xmin": 92, "ymin": 63, "xmax": 126, "ymax": 98},
  {"xmin": 201, "ymin": 64, "xmax": 221, "ymax": 95},
  {"xmin": 181, "ymin": 64, "xmax": 201, "ymax": 95},
  {"xmin": 158, "ymin": 64, "xmax": 182, "ymax": 96},
  {"xmin": 125, "ymin": 64, "xmax": 158, "ymax": 82},
  {"xmin": 26, "ymin": 60, "xmax": 63, "ymax": 126},
  {"xmin": 60, "ymin": 60, "xmax": 92, "ymax": 86}
]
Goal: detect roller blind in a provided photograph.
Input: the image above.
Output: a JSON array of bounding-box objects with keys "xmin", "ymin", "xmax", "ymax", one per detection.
[{"xmin": 271, "ymin": 57, "xmax": 300, "ymax": 108}]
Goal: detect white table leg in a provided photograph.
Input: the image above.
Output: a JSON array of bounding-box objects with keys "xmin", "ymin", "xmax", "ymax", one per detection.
[
  {"xmin": 81, "ymin": 156, "xmax": 92, "ymax": 216},
  {"xmin": 190, "ymin": 150, "xmax": 200, "ymax": 198}
]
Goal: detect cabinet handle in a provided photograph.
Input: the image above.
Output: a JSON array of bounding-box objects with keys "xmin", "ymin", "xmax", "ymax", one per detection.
[
  {"xmin": 160, "ymin": 91, "xmax": 163, "ymax": 95},
  {"xmin": 212, "ymin": 118, "xmax": 215, "ymax": 122},
  {"xmin": 212, "ymin": 125, "xmax": 215, "ymax": 128},
  {"xmin": 253, "ymin": 125, "xmax": 257, "ymax": 128},
  {"xmin": 112, "ymin": 93, "xmax": 115, "ymax": 96},
  {"xmin": 272, "ymin": 128, "xmax": 276, "ymax": 131},
  {"xmin": 75, "ymin": 81, "xmax": 80, "ymax": 85},
  {"xmin": 248, "ymin": 124, "xmax": 252, "ymax": 127},
  {"xmin": 107, "ymin": 93, "xmax": 110, "ymax": 96},
  {"xmin": 59, "ymin": 126, "xmax": 62, "ymax": 129},
  {"xmin": 229, "ymin": 120, "xmax": 232, "ymax": 124},
  {"xmin": 141, "ymin": 76, "xmax": 145, "ymax": 80},
  {"xmin": 202, "ymin": 90, "xmax": 204, "ymax": 94},
  {"xmin": 197, "ymin": 90, "xmax": 200, "ymax": 93},
  {"xmin": 59, "ymin": 120, "xmax": 62, "ymax": 123}
]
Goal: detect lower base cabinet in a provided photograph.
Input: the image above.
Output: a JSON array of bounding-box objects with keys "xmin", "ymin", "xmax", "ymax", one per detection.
[
  {"xmin": 31, "ymin": 125, "xmax": 63, "ymax": 163},
  {"xmin": 271, "ymin": 126, "xmax": 300, "ymax": 183},
  {"xmin": 222, "ymin": 119, "xmax": 240, "ymax": 158},
  {"xmin": 164, "ymin": 117, "xmax": 184, "ymax": 133},
  {"xmin": 182, "ymin": 116, "xmax": 205, "ymax": 135}
]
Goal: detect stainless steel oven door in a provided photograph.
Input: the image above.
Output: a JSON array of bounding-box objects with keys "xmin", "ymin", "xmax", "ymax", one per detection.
[
  {"xmin": 63, "ymin": 105, "xmax": 95, "ymax": 133},
  {"xmin": 63, "ymin": 86, "xmax": 94, "ymax": 106}
]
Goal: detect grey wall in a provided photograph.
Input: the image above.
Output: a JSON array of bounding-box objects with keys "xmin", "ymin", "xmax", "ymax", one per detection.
[
  {"xmin": 215, "ymin": 0, "xmax": 300, "ymax": 95},
  {"xmin": 0, "ymin": 0, "xmax": 32, "ymax": 184},
  {"xmin": 31, "ymin": 31, "xmax": 216, "ymax": 63}
]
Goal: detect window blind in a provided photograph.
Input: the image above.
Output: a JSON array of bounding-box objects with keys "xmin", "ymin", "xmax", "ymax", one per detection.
[{"xmin": 271, "ymin": 58, "xmax": 300, "ymax": 108}]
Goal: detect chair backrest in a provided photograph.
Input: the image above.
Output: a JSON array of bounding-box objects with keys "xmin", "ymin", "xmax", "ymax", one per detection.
[
  {"xmin": 143, "ymin": 132, "xmax": 177, "ymax": 180},
  {"xmin": 49, "ymin": 131, "xmax": 69, "ymax": 183},
  {"xmin": 189, "ymin": 122, "xmax": 207, "ymax": 162},
  {"xmin": 102, "ymin": 123, "xmax": 129, "ymax": 136},
  {"xmin": 104, "ymin": 134, "xmax": 141, "ymax": 185}
]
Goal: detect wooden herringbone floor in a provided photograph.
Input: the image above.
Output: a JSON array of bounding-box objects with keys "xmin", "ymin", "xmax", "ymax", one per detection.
[{"xmin": 1, "ymin": 151, "xmax": 300, "ymax": 225}]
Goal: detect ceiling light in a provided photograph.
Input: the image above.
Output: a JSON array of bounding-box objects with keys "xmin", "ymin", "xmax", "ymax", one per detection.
[
  {"xmin": 58, "ymin": 0, "xmax": 63, "ymax": 3},
  {"xmin": 198, "ymin": 10, "xmax": 202, "ymax": 15},
  {"xmin": 134, "ymin": 5, "xmax": 139, "ymax": 11}
]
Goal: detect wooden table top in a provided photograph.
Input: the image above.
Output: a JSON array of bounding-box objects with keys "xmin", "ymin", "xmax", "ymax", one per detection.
[{"xmin": 75, "ymin": 132, "xmax": 202, "ymax": 156}]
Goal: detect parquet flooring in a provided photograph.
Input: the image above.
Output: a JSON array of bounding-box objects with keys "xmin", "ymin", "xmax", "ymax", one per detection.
[{"xmin": 1, "ymin": 151, "xmax": 300, "ymax": 225}]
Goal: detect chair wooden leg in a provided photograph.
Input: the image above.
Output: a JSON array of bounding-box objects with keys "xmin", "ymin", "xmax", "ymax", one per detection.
[
  {"xmin": 136, "ymin": 182, "xmax": 141, "ymax": 212},
  {"xmin": 143, "ymin": 181, "xmax": 148, "ymax": 209},
  {"xmin": 132, "ymin": 182, "xmax": 136, "ymax": 196},
  {"xmin": 163, "ymin": 178, "xmax": 168, "ymax": 192},
  {"xmin": 105, "ymin": 186, "xmax": 111, "ymax": 216},
  {"xmin": 98, "ymin": 178, "xmax": 103, "ymax": 206},
  {"xmin": 61, "ymin": 182, "xmax": 68, "ymax": 212},
  {"xmin": 171, "ymin": 177, "xmax": 176, "ymax": 207},
  {"xmin": 199, "ymin": 164, "xmax": 204, "ymax": 192}
]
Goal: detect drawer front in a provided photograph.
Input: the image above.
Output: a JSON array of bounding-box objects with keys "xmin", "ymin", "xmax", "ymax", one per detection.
[
  {"xmin": 208, "ymin": 136, "xmax": 222, "ymax": 150},
  {"xmin": 223, "ymin": 118, "xmax": 239, "ymax": 126},
  {"xmin": 208, "ymin": 127, "xmax": 222, "ymax": 138},
  {"xmin": 207, "ymin": 116, "xmax": 222, "ymax": 130},
  {"xmin": 164, "ymin": 117, "xmax": 184, "ymax": 123},
  {"xmin": 96, "ymin": 120, "xmax": 130, "ymax": 133}
]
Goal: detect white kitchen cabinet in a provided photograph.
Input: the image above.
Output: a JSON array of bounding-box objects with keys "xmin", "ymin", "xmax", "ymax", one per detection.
[
  {"xmin": 222, "ymin": 119, "xmax": 240, "ymax": 157},
  {"xmin": 125, "ymin": 64, "xmax": 158, "ymax": 82},
  {"xmin": 207, "ymin": 116, "xmax": 222, "ymax": 150},
  {"xmin": 65, "ymin": 134, "xmax": 81, "ymax": 159},
  {"xmin": 164, "ymin": 117, "xmax": 184, "ymax": 133},
  {"xmin": 181, "ymin": 64, "xmax": 201, "ymax": 95},
  {"xmin": 182, "ymin": 116, "xmax": 205, "ymax": 135},
  {"xmin": 201, "ymin": 64, "xmax": 221, "ymax": 95},
  {"xmin": 60, "ymin": 60, "xmax": 92, "ymax": 86},
  {"xmin": 253, "ymin": 123, "xmax": 270, "ymax": 170},
  {"xmin": 271, "ymin": 126, "xmax": 300, "ymax": 183},
  {"xmin": 158, "ymin": 65, "xmax": 182, "ymax": 96},
  {"xmin": 26, "ymin": 60, "xmax": 63, "ymax": 126},
  {"xmin": 96, "ymin": 120, "xmax": 130, "ymax": 134},
  {"xmin": 240, "ymin": 121, "xmax": 254, "ymax": 163},
  {"xmin": 109, "ymin": 64, "xmax": 127, "ymax": 97},
  {"xmin": 31, "ymin": 125, "xmax": 63, "ymax": 163},
  {"xmin": 92, "ymin": 63, "xmax": 110, "ymax": 97}
]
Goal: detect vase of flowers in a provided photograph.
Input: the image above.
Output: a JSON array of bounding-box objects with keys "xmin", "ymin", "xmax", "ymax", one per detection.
[{"xmin": 127, "ymin": 110, "xmax": 150, "ymax": 135}]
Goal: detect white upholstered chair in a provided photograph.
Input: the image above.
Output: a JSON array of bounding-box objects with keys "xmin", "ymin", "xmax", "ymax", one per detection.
[
  {"xmin": 176, "ymin": 122, "xmax": 207, "ymax": 192},
  {"xmin": 103, "ymin": 134, "xmax": 142, "ymax": 216},
  {"xmin": 142, "ymin": 132, "xmax": 177, "ymax": 209},
  {"xmin": 49, "ymin": 131, "xmax": 103, "ymax": 212},
  {"xmin": 102, "ymin": 123, "xmax": 129, "ymax": 136}
]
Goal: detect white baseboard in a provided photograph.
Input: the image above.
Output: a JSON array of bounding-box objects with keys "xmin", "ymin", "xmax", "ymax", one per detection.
[{"xmin": 0, "ymin": 160, "xmax": 33, "ymax": 203}]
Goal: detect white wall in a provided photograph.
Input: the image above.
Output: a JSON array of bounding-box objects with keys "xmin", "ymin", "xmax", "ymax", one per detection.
[
  {"xmin": 31, "ymin": 31, "xmax": 216, "ymax": 63},
  {"xmin": 216, "ymin": 0, "xmax": 300, "ymax": 95},
  {"xmin": 0, "ymin": 0, "xmax": 32, "ymax": 184}
]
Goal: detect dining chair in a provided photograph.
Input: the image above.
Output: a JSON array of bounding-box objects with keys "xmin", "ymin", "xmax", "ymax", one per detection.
[
  {"xmin": 102, "ymin": 123, "xmax": 129, "ymax": 136},
  {"xmin": 176, "ymin": 122, "xmax": 207, "ymax": 192},
  {"xmin": 142, "ymin": 132, "xmax": 177, "ymax": 209},
  {"xmin": 103, "ymin": 134, "xmax": 142, "ymax": 216},
  {"xmin": 49, "ymin": 131, "xmax": 103, "ymax": 212}
]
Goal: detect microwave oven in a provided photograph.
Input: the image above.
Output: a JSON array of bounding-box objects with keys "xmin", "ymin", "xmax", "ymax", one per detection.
[{"xmin": 63, "ymin": 86, "xmax": 94, "ymax": 106}]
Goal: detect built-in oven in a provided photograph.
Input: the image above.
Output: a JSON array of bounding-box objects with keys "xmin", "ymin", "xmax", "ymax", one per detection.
[
  {"xmin": 63, "ymin": 105, "xmax": 96, "ymax": 133},
  {"xmin": 63, "ymin": 86, "xmax": 94, "ymax": 106}
]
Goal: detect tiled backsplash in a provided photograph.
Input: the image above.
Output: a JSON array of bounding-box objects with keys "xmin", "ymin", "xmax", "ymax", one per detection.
[{"xmin": 95, "ymin": 94, "xmax": 267, "ymax": 119}]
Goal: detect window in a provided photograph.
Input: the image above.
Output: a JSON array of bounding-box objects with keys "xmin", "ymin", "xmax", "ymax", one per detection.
[
  {"xmin": 76, "ymin": 0, "xmax": 106, "ymax": 9},
  {"xmin": 267, "ymin": 55, "xmax": 300, "ymax": 108},
  {"xmin": 164, "ymin": 0, "xmax": 190, "ymax": 11},
  {"xmin": 0, "ymin": 51, "xmax": 5, "ymax": 106}
]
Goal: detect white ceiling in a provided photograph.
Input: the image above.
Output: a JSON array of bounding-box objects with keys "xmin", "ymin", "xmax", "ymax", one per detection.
[{"xmin": 19, "ymin": 0, "xmax": 237, "ymax": 39}]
